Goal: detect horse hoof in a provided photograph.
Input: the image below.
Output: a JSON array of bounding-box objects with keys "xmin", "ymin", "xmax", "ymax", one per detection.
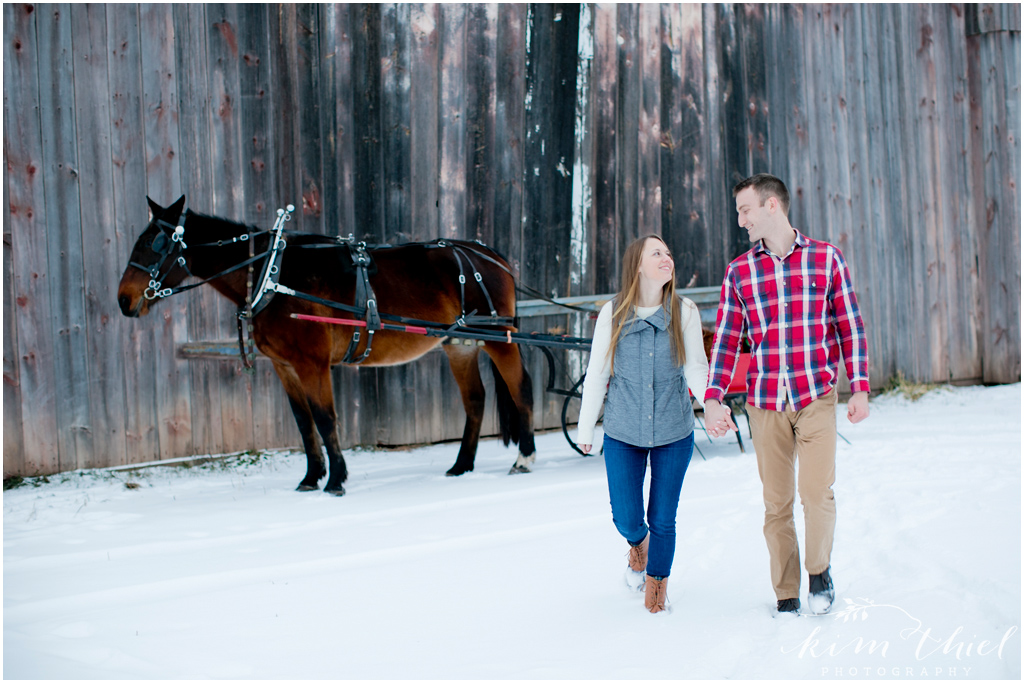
[
  {"xmin": 324, "ymin": 486, "xmax": 346, "ymax": 497},
  {"xmin": 508, "ymin": 464, "xmax": 532, "ymax": 475},
  {"xmin": 445, "ymin": 466, "xmax": 471, "ymax": 477},
  {"xmin": 296, "ymin": 483, "xmax": 319, "ymax": 492}
]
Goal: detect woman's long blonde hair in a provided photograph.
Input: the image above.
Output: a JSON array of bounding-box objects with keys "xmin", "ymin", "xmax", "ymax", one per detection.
[{"xmin": 607, "ymin": 235, "xmax": 686, "ymax": 374}]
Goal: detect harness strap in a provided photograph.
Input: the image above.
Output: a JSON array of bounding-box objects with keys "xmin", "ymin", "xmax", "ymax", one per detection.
[
  {"xmin": 451, "ymin": 244, "xmax": 499, "ymax": 319},
  {"xmin": 340, "ymin": 242, "xmax": 382, "ymax": 365},
  {"xmin": 151, "ymin": 251, "xmax": 272, "ymax": 299},
  {"xmin": 239, "ymin": 212, "xmax": 258, "ymax": 372},
  {"xmin": 265, "ymin": 282, "xmax": 514, "ymax": 330},
  {"xmin": 249, "ymin": 205, "xmax": 293, "ymax": 317}
]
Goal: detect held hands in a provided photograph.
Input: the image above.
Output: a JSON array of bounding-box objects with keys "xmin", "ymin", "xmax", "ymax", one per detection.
[
  {"xmin": 847, "ymin": 391, "xmax": 870, "ymax": 424},
  {"xmin": 704, "ymin": 400, "xmax": 738, "ymax": 438}
]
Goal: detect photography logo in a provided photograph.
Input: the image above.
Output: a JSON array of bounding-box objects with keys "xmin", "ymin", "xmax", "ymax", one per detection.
[{"xmin": 782, "ymin": 598, "xmax": 1019, "ymax": 678}]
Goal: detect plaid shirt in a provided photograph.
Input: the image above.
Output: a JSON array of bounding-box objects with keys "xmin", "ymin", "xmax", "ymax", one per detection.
[{"xmin": 705, "ymin": 230, "xmax": 870, "ymax": 412}]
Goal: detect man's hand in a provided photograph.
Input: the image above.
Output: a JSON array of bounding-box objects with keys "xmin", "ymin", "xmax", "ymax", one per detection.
[
  {"xmin": 847, "ymin": 391, "xmax": 870, "ymax": 424},
  {"xmin": 579, "ymin": 443, "xmax": 592, "ymax": 454},
  {"xmin": 704, "ymin": 400, "xmax": 738, "ymax": 438}
]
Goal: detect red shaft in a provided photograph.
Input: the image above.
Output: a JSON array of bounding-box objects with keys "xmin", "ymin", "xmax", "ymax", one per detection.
[{"xmin": 290, "ymin": 312, "xmax": 428, "ymax": 336}]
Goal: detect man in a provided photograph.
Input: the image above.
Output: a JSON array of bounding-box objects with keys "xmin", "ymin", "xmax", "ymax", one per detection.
[{"xmin": 704, "ymin": 173, "xmax": 870, "ymax": 616}]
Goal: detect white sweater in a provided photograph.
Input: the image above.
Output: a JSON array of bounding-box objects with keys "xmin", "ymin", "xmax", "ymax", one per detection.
[{"xmin": 576, "ymin": 298, "xmax": 709, "ymax": 446}]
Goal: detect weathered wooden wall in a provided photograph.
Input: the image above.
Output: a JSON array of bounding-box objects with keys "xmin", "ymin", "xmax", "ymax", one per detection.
[{"xmin": 4, "ymin": 3, "xmax": 1020, "ymax": 477}]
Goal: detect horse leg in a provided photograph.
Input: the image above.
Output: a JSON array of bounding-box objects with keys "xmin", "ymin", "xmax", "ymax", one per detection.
[
  {"xmin": 443, "ymin": 344, "xmax": 486, "ymax": 476},
  {"xmin": 272, "ymin": 362, "xmax": 326, "ymax": 491},
  {"xmin": 483, "ymin": 341, "xmax": 536, "ymax": 474},
  {"xmin": 296, "ymin": 364, "xmax": 349, "ymax": 495}
]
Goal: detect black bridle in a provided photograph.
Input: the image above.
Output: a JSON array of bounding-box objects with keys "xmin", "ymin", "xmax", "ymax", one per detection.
[
  {"xmin": 128, "ymin": 217, "xmax": 192, "ymax": 300},
  {"xmin": 128, "ymin": 214, "xmax": 272, "ymax": 301}
]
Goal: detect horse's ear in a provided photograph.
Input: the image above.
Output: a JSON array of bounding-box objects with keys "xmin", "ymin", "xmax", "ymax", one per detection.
[
  {"xmin": 167, "ymin": 195, "xmax": 186, "ymax": 222},
  {"xmin": 146, "ymin": 196, "xmax": 163, "ymax": 220}
]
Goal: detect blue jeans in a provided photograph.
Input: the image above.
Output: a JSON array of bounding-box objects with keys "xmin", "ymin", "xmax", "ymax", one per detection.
[{"xmin": 603, "ymin": 433, "xmax": 694, "ymax": 579}]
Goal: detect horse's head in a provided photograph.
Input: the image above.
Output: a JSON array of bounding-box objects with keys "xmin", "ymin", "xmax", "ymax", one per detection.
[{"xmin": 117, "ymin": 195, "xmax": 188, "ymax": 317}]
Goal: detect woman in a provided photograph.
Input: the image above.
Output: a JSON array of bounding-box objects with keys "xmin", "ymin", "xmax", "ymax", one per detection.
[{"xmin": 577, "ymin": 235, "xmax": 708, "ymax": 614}]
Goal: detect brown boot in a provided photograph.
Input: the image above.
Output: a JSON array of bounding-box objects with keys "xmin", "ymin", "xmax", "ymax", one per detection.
[
  {"xmin": 627, "ymin": 534, "xmax": 649, "ymax": 573},
  {"xmin": 644, "ymin": 575, "xmax": 669, "ymax": 613},
  {"xmin": 625, "ymin": 534, "xmax": 649, "ymax": 591}
]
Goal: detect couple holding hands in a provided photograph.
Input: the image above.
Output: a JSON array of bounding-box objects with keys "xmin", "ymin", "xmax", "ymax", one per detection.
[{"xmin": 577, "ymin": 173, "xmax": 871, "ymax": 615}]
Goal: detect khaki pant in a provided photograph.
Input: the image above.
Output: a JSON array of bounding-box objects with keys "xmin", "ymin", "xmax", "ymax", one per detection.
[{"xmin": 747, "ymin": 389, "xmax": 837, "ymax": 600}]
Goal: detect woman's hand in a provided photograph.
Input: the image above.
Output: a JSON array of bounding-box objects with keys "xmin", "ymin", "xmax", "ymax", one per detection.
[
  {"xmin": 704, "ymin": 400, "xmax": 738, "ymax": 437},
  {"xmin": 579, "ymin": 443, "xmax": 592, "ymax": 454}
]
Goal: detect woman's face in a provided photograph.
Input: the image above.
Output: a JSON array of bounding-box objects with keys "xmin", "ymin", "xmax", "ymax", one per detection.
[{"xmin": 637, "ymin": 237, "xmax": 674, "ymax": 287}]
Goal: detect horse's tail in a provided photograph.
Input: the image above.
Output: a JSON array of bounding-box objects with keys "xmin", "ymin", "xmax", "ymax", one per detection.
[{"xmin": 490, "ymin": 356, "xmax": 531, "ymax": 447}]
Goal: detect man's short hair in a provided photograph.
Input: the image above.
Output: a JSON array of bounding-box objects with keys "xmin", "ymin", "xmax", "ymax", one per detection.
[{"xmin": 733, "ymin": 173, "xmax": 790, "ymax": 215}]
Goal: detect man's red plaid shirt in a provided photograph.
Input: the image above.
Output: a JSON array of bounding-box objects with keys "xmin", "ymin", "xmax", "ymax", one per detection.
[{"xmin": 705, "ymin": 231, "xmax": 870, "ymax": 412}]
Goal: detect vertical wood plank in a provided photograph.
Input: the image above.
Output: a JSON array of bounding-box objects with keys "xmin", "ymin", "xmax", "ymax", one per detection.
[
  {"xmin": 466, "ymin": 4, "xmax": 498, "ymax": 245},
  {"xmin": 378, "ymin": 3, "xmax": 414, "ymax": 446},
  {"xmin": 615, "ymin": 4, "xmax": 639, "ymax": 251},
  {"xmin": 204, "ymin": 3, "xmax": 255, "ymax": 453},
  {"xmin": 321, "ymin": 4, "xmax": 364, "ymax": 450},
  {"xmin": 466, "ymin": 5, "xmax": 500, "ymax": 438},
  {"xmin": 348, "ymin": 4, "xmax": 383, "ymax": 444},
  {"xmin": 138, "ymin": 3, "xmax": 194, "ymax": 461},
  {"xmin": 739, "ymin": 4, "xmax": 769, "ymax": 175},
  {"xmin": 3, "ymin": 2, "xmax": 55, "ymax": 475},
  {"xmin": 636, "ymin": 3, "xmax": 661, "ymax": 237},
  {"xmin": 763, "ymin": 4, "xmax": 790, "ymax": 183},
  {"xmin": 938, "ymin": 5, "xmax": 982, "ymax": 382},
  {"xmin": 352, "ymin": 4, "xmax": 384, "ymax": 245},
  {"xmin": 822, "ymin": 5, "xmax": 855, "ymax": 393},
  {"xmin": 438, "ymin": 3, "xmax": 467, "ymax": 240},
  {"xmin": 896, "ymin": 5, "xmax": 932, "ymax": 381},
  {"xmin": 908, "ymin": 4, "xmax": 951, "ymax": 381},
  {"xmin": 970, "ymin": 20, "xmax": 1022, "ymax": 383},
  {"xmin": 408, "ymin": 3, "xmax": 445, "ymax": 443},
  {"xmin": 296, "ymin": 3, "xmax": 324, "ymax": 235},
  {"xmin": 859, "ymin": 5, "xmax": 898, "ymax": 382},
  {"xmin": 381, "ymin": 4, "xmax": 412, "ymax": 243},
  {"xmin": 701, "ymin": 4, "xmax": 729, "ymax": 284},
  {"xmin": 802, "ymin": 5, "xmax": 829, "ymax": 242},
  {"xmin": 880, "ymin": 6, "xmax": 919, "ymax": 380},
  {"xmin": 37, "ymin": 3, "xmax": 90, "ymax": 468},
  {"xmin": 72, "ymin": 3, "xmax": 130, "ymax": 469},
  {"xmin": 237, "ymin": 4, "xmax": 287, "ymax": 451},
  {"xmin": 841, "ymin": 4, "xmax": 886, "ymax": 389},
  {"xmin": 409, "ymin": 3, "xmax": 441, "ymax": 243},
  {"xmin": 779, "ymin": 6, "xmax": 813, "ymax": 246},
  {"xmin": 436, "ymin": 2, "xmax": 472, "ymax": 440},
  {"xmin": 3, "ymin": 146, "xmax": 26, "ymax": 475},
  {"xmin": 108, "ymin": 4, "xmax": 160, "ymax": 465},
  {"xmin": 269, "ymin": 4, "xmax": 299, "ymax": 223},
  {"xmin": 522, "ymin": 4, "xmax": 579, "ymax": 429},
  {"xmin": 590, "ymin": 5, "xmax": 618, "ymax": 293},
  {"xmin": 174, "ymin": 3, "xmax": 224, "ymax": 458},
  {"xmin": 715, "ymin": 4, "xmax": 750, "ymax": 261},
  {"xmin": 2, "ymin": 162, "xmax": 25, "ymax": 475},
  {"xmin": 664, "ymin": 4, "xmax": 709, "ymax": 287}
]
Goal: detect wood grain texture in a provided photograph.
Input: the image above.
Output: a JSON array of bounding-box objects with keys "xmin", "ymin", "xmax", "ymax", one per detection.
[{"xmin": 3, "ymin": 3, "xmax": 1018, "ymax": 475}]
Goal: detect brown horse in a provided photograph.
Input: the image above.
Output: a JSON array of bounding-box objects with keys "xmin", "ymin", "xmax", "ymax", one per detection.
[{"xmin": 117, "ymin": 196, "xmax": 536, "ymax": 495}]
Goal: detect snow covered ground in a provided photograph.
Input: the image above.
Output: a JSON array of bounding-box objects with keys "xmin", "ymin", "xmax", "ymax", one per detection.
[{"xmin": 4, "ymin": 384, "xmax": 1021, "ymax": 680}]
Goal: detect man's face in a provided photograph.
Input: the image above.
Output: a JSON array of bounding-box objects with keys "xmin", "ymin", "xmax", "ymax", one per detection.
[{"xmin": 735, "ymin": 186, "xmax": 774, "ymax": 244}]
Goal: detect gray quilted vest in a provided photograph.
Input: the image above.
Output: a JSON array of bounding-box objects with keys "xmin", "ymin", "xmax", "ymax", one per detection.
[{"xmin": 602, "ymin": 305, "xmax": 695, "ymax": 448}]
